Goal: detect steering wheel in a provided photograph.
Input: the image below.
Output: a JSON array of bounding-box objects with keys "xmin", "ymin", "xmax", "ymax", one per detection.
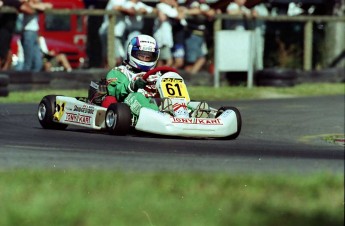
[{"xmin": 142, "ymin": 66, "xmax": 179, "ymax": 81}]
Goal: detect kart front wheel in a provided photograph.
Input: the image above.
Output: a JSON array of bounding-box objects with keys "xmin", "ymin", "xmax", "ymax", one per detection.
[
  {"xmin": 37, "ymin": 95, "xmax": 68, "ymax": 130},
  {"xmin": 105, "ymin": 103, "xmax": 132, "ymax": 135},
  {"xmin": 216, "ymin": 106, "xmax": 242, "ymax": 140}
]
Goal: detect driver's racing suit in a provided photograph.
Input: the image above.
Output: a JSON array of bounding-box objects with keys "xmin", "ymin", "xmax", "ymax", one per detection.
[{"xmin": 105, "ymin": 64, "xmax": 160, "ymax": 116}]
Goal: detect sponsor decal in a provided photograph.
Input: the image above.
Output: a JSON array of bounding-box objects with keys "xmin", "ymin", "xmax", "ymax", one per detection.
[
  {"xmin": 130, "ymin": 100, "xmax": 141, "ymax": 116},
  {"xmin": 162, "ymin": 78, "xmax": 182, "ymax": 83},
  {"xmin": 53, "ymin": 101, "xmax": 66, "ymax": 121},
  {"xmin": 107, "ymin": 78, "xmax": 118, "ymax": 84},
  {"xmin": 65, "ymin": 112, "xmax": 91, "ymax": 125},
  {"xmin": 139, "ymin": 46, "xmax": 154, "ymax": 52},
  {"xmin": 125, "ymin": 95, "xmax": 141, "ymax": 115},
  {"xmin": 90, "ymin": 81, "xmax": 99, "ymax": 89},
  {"xmin": 139, "ymin": 40, "xmax": 155, "ymax": 45},
  {"xmin": 73, "ymin": 105, "xmax": 95, "ymax": 114},
  {"xmin": 172, "ymin": 102, "xmax": 189, "ymax": 118},
  {"xmin": 173, "ymin": 102, "xmax": 187, "ymax": 112},
  {"xmin": 171, "ymin": 117, "xmax": 223, "ymax": 125}
]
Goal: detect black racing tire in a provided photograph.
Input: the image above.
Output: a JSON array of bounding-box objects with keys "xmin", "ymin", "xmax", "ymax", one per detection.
[
  {"xmin": 37, "ymin": 95, "xmax": 68, "ymax": 130},
  {"xmin": 216, "ymin": 106, "xmax": 242, "ymax": 140},
  {"xmin": 0, "ymin": 74, "xmax": 9, "ymax": 86},
  {"xmin": 255, "ymin": 68, "xmax": 298, "ymax": 87},
  {"xmin": 105, "ymin": 103, "xmax": 132, "ymax": 135},
  {"xmin": 255, "ymin": 68, "xmax": 299, "ymax": 80},
  {"xmin": 0, "ymin": 87, "xmax": 9, "ymax": 97},
  {"xmin": 257, "ymin": 78, "xmax": 296, "ymax": 87}
]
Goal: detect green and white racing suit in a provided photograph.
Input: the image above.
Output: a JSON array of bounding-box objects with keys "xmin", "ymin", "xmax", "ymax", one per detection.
[{"xmin": 106, "ymin": 64, "xmax": 159, "ymax": 116}]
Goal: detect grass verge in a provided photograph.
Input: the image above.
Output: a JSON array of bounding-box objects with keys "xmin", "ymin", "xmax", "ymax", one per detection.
[
  {"xmin": 0, "ymin": 83, "xmax": 344, "ymax": 103},
  {"xmin": 0, "ymin": 170, "xmax": 343, "ymax": 226}
]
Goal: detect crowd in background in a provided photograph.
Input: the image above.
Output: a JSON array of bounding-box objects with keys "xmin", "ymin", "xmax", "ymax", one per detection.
[
  {"xmin": 96, "ymin": 0, "xmax": 220, "ymax": 75},
  {"xmin": 0, "ymin": 0, "xmax": 72, "ymax": 72},
  {"xmin": 86, "ymin": 0, "xmax": 343, "ymax": 74},
  {"xmin": 1, "ymin": 0, "xmax": 344, "ymax": 73},
  {"xmin": 91, "ymin": 0, "xmax": 271, "ymax": 76},
  {"xmin": 0, "ymin": 0, "xmax": 272, "ymax": 73}
]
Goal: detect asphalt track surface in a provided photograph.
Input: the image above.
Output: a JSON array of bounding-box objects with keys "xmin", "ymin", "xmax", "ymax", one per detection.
[{"xmin": 0, "ymin": 95, "xmax": 344, "ymax": 173}]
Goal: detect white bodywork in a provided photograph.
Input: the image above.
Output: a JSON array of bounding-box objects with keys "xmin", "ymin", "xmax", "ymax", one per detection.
[
  {"xmin": 53, "ymin": 96, "xmax": 108, "ymax": 130},
  {"xmin": 135, "ymin": 107, "xmax": 238, "ymax": 138}
]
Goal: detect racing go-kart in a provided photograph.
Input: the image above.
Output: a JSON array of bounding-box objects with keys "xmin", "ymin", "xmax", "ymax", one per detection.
[{"xmin": 37, "ymin": 67, "xmax": 241, "ymax": 139}]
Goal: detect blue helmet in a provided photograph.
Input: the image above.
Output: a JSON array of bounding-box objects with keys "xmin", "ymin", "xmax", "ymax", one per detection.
[{"xmin": 126, "ymin": 35, "xmax": 160, "ymax": 72}]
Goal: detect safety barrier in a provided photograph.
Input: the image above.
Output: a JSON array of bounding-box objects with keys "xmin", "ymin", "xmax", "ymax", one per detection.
[
  {"xmin": 0, "ymin": 74, "xmax": 10, "ymax": 97},
  {"xmin": 4, "ymin": 70, "xmax": 107, "ymax": 91}
]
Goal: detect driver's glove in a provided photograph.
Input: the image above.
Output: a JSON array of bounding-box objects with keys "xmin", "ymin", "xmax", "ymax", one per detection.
[
  {"xmin": 146, "ymin": 73, "xmax": 160, "ymax": 83},
  {"xmin": 129, "ymin": 77, "xmax": 147, "ymax": 92}
]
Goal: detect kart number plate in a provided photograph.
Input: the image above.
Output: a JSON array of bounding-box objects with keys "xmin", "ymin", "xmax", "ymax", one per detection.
[{"xmin": 161, "ymin": 78, "xmax": 189, "ymax": 100}]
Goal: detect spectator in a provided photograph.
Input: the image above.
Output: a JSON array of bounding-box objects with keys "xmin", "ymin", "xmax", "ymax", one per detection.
[
  {"xmin": 171, "ymin": 0, "xmax": 187, "ymax": 69},
  {"xmin": 83, "ymin": 0, "xmax": 108, "ymax": 68},
  {"xmin": 252, "ymin": 3, "xmax": 269, "ymax": 70},
  {"xmin": 183, "ymin": 0, "xmax": 216, "ymax": 75},
  {"xmin": 0, "ymin": 0, "xmax": 34, "ymax": 70},
  {"xmin": 13, "ymin": 32, "xmax": 24, "ymax": 70},
  {"xmin": 153, "ymin": 0, "xmax": 184, "ymax": 67},
  {"xmin": 38, "ymin": 36, "xmax": 72, "ymax": 72},
  {"xmin": 99, "ymin": 0, "xmax": 134, "ymax": 67},
  {"xmin": 21, "ymin": 0, "xmax": 52, "ymax": 72},
  {"xmin": 225, "ymin": 0, "xmax": 251, "ymax": 31},
  {"xmin": 226, "ymin": 0, "xmax": 262, "ymax": 65},
  {"xmin": 123, "ymin": 0, "xmax": 156, "ymax": 48}
]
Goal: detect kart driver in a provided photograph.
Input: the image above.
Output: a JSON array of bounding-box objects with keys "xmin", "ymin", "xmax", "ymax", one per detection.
[
  {"xmin": 102, "ymin": 34, "xmax": 170, "ymax": 117},
  {"xmin": 99, "ymin": 34, "xmax": 210, "ymax": 118}
]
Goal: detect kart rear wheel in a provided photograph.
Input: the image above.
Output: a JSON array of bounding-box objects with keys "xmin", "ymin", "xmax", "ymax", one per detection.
[
  {"xmin": 37, "ymin": 95, "xmax": 68, "ymax": 130},
  {"xmin": 216, "ymin": 106, "xmax": 242, "ymax": 140},
  {"xmin": 105, "ymin": 103, "xmax": 132, "ymax": 135}
]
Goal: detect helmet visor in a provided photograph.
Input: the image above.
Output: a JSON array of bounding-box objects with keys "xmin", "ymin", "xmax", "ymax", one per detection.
[{"xmin": 132, "ymin": 49, "xmax": 159, "ymax": 63}]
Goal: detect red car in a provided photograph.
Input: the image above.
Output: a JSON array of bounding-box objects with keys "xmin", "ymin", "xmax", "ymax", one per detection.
[
  {"xmin": 11, "ymin": 0, "xmax": 87, "ymax": 70},
  {"xmin": 10, "ymin": 34, "xmax": 85, "ymax": 70}
]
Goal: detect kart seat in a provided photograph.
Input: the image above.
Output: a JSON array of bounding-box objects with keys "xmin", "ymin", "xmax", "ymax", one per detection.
[{"xmin": 102, "ymin": 96, "xmax": 117, "ymax": 108}]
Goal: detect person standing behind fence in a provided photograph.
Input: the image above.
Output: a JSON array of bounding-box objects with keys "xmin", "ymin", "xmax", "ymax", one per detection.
[
  {"xmin": 171, "ymin": 0, "xmax": 187, "ymax": 70},
  {"xmin": 123, "ymin": 0, "xmax": 156, "ymax": 48},
  {"xmin": 98, "ymin": 0, "xmax": 134, "ymax": 68},
  {"xmin": 83, "ymin": 0, "xmax": 108, "ymax": 68},
  {"xmin": 0, "ymin": 0, "xmax": 34, "ymax": 70},
  {"xmin": 153, "ymin": 0, "xmax": 184, "ymax": 67},
  {"xmin": 225, "ymin": 0, "xmax": 251, "ymax": 31},
  {"xmin": 252, "ymin": 3, "xmax": 269, "ymax": 70},
  {"xmin": 226, "ymin": 1, "xmax": 268, "ymax": 70},
  {"xmin": 183, "ymin": 0, "xmax": 216, "ymax": 75},
  {"xmin": 21, "ymin": 0, "xmax": 52, "ymax": 72}
]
